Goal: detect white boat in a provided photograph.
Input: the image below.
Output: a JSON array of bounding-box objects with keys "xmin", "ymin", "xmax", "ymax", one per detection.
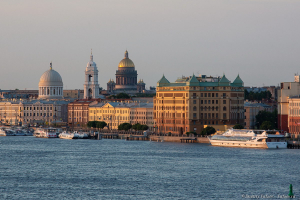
[
  {"xmin": 208, "ymin": 129, "xmax": 287, "ymax": 149},
  {"xmin": 0, "ymin": 128, "xmax": 15, "ymax": 136},
  {"xmin": 74, "ymin": 131, "xmax": 89, "ymax": 139},
  {"xmin": 58, "ymin": 131, "xmax": 79, "ymax": 140},
  {"xmin": 34, "ymin": 128, "xmax": 58, "ymax": 138}
]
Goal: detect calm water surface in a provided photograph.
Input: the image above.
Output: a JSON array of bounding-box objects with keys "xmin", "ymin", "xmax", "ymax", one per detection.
[{"xmin": 0, "ymin": 136, "xmax": 299, "ymax": 199}]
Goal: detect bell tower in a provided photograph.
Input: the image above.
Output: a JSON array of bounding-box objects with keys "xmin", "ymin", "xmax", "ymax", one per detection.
[{"xmin": 84, "ymin": 50, "xmax": 100, "ymax": 99}]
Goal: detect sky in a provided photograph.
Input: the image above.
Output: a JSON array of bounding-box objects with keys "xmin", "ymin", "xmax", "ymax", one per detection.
[{"xmin": 0, "ymin": 0, "xmax": 300, "ymax": 90}]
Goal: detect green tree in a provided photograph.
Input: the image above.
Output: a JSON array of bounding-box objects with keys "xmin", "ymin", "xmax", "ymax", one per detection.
[
  {"xmin": 96, "ymin": 121, "xmax": 107, "ymax": 130},
  {"xmin": 260, "ymin": 121, "xmax": 273, "ymax": 130},
  {"xmin": 132, "ymin": 123, "xmax": 141, "ymax": 130},
  {"xmin": 201, "ymin": 126, "xmax": 216, "ymax": 135},
  {"xmin": 87, "ymin": 121, "xmax": 97, "ymax": 128},
  {"xmin": 255, "ymin": 109, "xmax": 277, "ymax": 129},
  {"xmin": 233, "ymin": 124, "xmax": 244, "ymax": 129},
  {"xmin": 116, "ymin": 93, "xmax": 130, "ymax": 99},
  {"xmin": 118, "ymin": 123, "xmax": 132, "ymax": 131},
  {"xmin": 140, "ymin": 125, "xmax": 149, "ymax": 130}
]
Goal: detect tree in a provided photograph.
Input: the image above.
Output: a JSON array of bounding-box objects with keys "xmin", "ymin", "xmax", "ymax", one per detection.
[
  {"xmin": 87, "ymin": 121, "xmax": 97, "ymax": 128},
  {"xmin": 116, "ymin": 93, "xmax": 130, "ymax": 99},
  {"xmin": 255, "ymin": 109, "xmax": 277, "ymax": 129},
  {"xmin": 233, "ymin": 124, "xmax": 244, "ymax": 129},
  {"xmin": 260, "ymin": 121, "xmax": 273, "ymax": 130},
  {"xmin": 201, "ymin": 126, "xmax": 216, "ymax": 135},
  {"xmin": 118, "ymin": 123, "xmax": 132, "ymax": 131},
  {"xmin": 96, "ymin": 121, "xmax": 107, "ymax": 130},
  {"xmin": 132, "ymin": 123, "xmax": 149, "ymax": 131}
]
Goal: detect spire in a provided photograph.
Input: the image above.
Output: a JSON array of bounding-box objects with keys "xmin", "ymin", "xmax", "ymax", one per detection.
[
  {"xmin": 124, "ymin": 50, "xmax": 128, "ymax": 58},
  {"xmin": 50, "ymin": 62, "xmax": 52, "ymax": 70},
  {"xmin": 90, "ymin": 49, "xmax": 93, "ymax": 61}
]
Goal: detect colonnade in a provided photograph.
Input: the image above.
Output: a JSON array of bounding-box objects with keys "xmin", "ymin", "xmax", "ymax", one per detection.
[{"xmin": 39, "ymin": 86, "xmax": 63, "ymax": 97}]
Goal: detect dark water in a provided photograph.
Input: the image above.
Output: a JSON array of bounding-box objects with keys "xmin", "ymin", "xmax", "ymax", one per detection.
[{"xmin": 0, "ymin": 137, "xmax": 299, "ymax": 200}]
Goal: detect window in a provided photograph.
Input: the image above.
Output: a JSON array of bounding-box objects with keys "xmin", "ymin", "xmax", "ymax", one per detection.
[
  {"xmin": 216, "ymin": 100, "xmax": 218, "ymax": 104},
  {"xmin": 223, "ymin": 106, "xmax": 226, "ymax": 111},
  {"xmin": 201, "ymin": 100, "xmax": 203, "ymax": 104},
  {"xmin": 223, "ymin": 113, "xmax": 227, "ymax": 119},
  {"xmin": 201, "ymin": 93, "xmax": 203, "ymax": 97},
  {"xmin": 212, "ymin": 100, "xmax": 214, "ymax": 104},
  {"xmin": 204, "ymin": 100, "xmax": 207, "ymax": 104},
  {"xmin": 205, "ymin": 93, "xmax": 207, "ymax": 97},
  {"xmin": 193, "ymin": 100, "xmax": 196, "ymax": 104},
  {"xmin": 223, "ymin": 100, "xmax": 226, "ymax": 104},
  {"xmin": 208, "ymin": 100, "xmax": 211, "ymax": 104},
  {"xmin": 212, "ymin": 93, "xmax": 214, "ymax": 97},
  {"xmin": 208, "ymin": 93, "xmax": 211, "ymax": 97},
  {"xmin": 193, "ymin": 106, "xmax": 197, "ymax": 111},
  {"xmin": 216, "ymin": 93, "xmax": 218, "ymax": 97}
]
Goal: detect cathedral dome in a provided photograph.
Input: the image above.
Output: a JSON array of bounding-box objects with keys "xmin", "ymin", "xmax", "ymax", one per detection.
[
  {"xmin": 118, "ymin": 50, "xmax": 135, "ymax": 68},
  {"xmin": 39, "ymin": 63, "xmax": 63, "ymax": 87}
]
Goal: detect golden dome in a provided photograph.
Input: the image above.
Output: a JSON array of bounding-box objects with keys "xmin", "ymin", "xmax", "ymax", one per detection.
[{"xmin": 118, "ymin": 50, "xmax": 135, "ymax": 68}]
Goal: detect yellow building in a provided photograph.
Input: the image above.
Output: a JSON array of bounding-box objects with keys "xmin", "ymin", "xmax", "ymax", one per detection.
[
  {"xmin": 89, "ymin": 102, "xmax": 155, "ymax": 131},
  {"xmin": 154, "ymin": 74, "xmax": 244, "ymax": 135}
]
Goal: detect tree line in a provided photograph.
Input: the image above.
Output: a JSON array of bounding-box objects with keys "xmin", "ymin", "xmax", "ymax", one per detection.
[
  {"xmin": 244, "ymin": 90, "xmax": 272, "ymax": 101},
  {"xmin": 87, "ymin": 121, "xmax": 149, "ymax": 131}
]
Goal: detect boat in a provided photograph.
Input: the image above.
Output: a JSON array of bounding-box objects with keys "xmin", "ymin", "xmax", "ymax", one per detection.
[
  {"xmin": 74, "ymin": 131, "xmax": 89, "ymax": 139},
  {"xmin": 14, "ymin": 129, "xmax": 26, "ymax": 136},
  {"xmin": 34, "ymin": 128, "xmax": 59, "ymax": 138},
  {"xmin": 0, "ymin": 128, "xmax": 15, "ymax": 136},
  {"xmin": 58, "ymin": 131, "xmax": 79, "ymax": 140},
  {"xmin": 208, "ymin": 129, "xmax": 287, "ymax": 149}
]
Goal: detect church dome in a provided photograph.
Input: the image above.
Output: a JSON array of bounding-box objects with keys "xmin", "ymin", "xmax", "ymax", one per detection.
[
  {"xmin": 39, "ymin": 63, "xmax": 63, "ymax": 87},
  {"xmin": 118, "ymin": 50, "xmax": 135, "ymax": 68}
]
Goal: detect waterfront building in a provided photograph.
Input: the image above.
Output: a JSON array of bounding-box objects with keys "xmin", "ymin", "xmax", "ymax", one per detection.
[
  {"xmin": 68, "ymin": 99, "xmax": 99, "ymax": 128},
  {"xmin": 277, "ymin": 75, "xmax": 300, "ymax": 132},
  {"xmin": 154, "ymin": 74, "xmax": 244, "ymax": 135},
  {"xmin": 288, "ymin": 97, "xmax": 300, "ymax": 136},
  {"xmin": 89, "ymin": 101, "xmax": 154, "ymax": 131},
  {"xmin": 244, "ymin": 101, "xmax": 273, "ymax": 129},
  {"xmin": 84, "ymin": 52, "xmax": 100, "ymax": 99},
  {"xmin": 0, "ymin": 100, "xmax": 69, "ymax": 126}
]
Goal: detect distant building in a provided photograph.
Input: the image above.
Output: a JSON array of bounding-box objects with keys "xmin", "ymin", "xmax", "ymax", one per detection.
[
  {"xmin": 84, "ymin": 52, "xmax": 100, "ymax": 99},
  {"xmin": 244, "ymin": 101, "xmax": 274, "ymax": 129},
  {"xmin": 0, "ymin": 90, "xmax": 38, "ymax": 99},
  {"xmin": 278, "ymin": 75, "xmax": 300, "ymax": 132},
  {"xmin": 154, "ymin": 74, "xmax": 244, "ymax": 135},
  {"xmin": 106, "ymin": 50, "xmax": 151, "ymax": 95},
  {"xmin": 63, "ymin": 90, "xmax": 84, "ymax": 99}
]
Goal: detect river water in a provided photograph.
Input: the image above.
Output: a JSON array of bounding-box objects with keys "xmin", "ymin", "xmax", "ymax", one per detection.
[{"xmin": 0, "ymin": 136, "xmax": 299, "ymax": 199}]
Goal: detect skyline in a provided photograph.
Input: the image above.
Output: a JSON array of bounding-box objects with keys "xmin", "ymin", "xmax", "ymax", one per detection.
[{"xmin": 1, "ymin": 0, "xmax": 300, "ymax": 90}]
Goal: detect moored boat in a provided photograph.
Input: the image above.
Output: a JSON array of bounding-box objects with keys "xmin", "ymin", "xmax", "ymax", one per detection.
[
  {"xmin": 208, "ymin": 129, "xmax": 287, "ymax": 149},
  {"xmin": 34, "ymin": 128, "xmax": 59, "ymax": 138},
  {"xmin": 58, "ymin": 131, "xmax": 79, "ymax": 140}
]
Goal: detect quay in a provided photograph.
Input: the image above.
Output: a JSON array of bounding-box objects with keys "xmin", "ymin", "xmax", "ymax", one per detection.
[{"xmin": 287, "ymin": 141, "xmax": 300, "ymax": 149}]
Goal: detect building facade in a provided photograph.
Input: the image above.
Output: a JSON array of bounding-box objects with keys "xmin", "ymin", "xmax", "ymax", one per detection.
[
  {"xmin": 89, "ymin": 101, "xmax": 154, "ymax": 131},
  {"xmin": 154, "ymin": 74, "xmax": 244, "ymax": 135},
  {"xmin": 288, "ymin": 97, "xmax": 300, "ymax": 136},
  {"xmin": 0, "ymin": 100, "xmax": 68, "ymax": 126},
  {"xmin": 277, "ymin": 76, "xmax": 300, "ymax": 132},
  {"xmin": 244, "ymin": 102, "xmax": 273, "ymax": 129}
]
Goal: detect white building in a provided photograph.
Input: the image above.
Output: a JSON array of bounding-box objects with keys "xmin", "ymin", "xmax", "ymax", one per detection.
[
  {"xmin": 84, "ymin": 51, "xmax": 100, "ymax": 99},
  {"xmin": 39, "ymin": 62, "xmax": 63, "ymax": 99}
]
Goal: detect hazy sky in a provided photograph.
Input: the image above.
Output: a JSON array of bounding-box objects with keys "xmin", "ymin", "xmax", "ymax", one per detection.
[{"xmin": 1, "ymin": 0, "xmax": 300, "ymax": 90}]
